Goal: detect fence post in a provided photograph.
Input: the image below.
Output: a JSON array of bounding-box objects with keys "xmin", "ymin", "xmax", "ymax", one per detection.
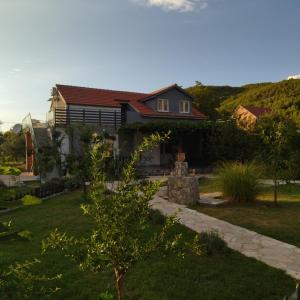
[
  {"xmin": 114, "ymin": 111, "xmax": 117, "ymax": 130},
  {"xmin": 83, "ymin": 109, "xmax": 86, "ymax": 124}
]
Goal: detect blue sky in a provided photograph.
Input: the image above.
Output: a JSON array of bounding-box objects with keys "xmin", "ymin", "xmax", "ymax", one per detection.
[{"xmin": 0, "ymin": 0, "xmax": 300, "ymax": 131}]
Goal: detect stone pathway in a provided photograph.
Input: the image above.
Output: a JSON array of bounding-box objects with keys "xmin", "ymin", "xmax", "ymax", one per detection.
[{"xmin": 150, "ymin": 195, "xmax": 300, "ymax": 280}]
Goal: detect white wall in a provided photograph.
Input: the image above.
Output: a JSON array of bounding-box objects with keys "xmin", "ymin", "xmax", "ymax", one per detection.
[
  {"xmin": 140, "ymin": 146, "xmax": 160, "ymax": 166},
  {"xmin": 55, "ymin": 128, "xmax": 70, "ymax": 161}
]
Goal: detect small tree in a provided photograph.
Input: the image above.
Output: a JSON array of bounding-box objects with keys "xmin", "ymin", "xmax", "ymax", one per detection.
[
  {"xmin": 66, "ymin": 125, "xmax": 98, "ymax": 199},
  {"xmin": 43, "ymin": 132, "xmax": 182, "ymax": 300},
  {"xmin": 256, "ymin": 114, "xmax": 300, "ymax": 204},
  {"xmin": 35, "ymin": 146, "xmax": 56, "ymax": 182}
]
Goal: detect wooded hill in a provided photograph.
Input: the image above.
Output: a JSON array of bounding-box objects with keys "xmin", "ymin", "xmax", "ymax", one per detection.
[{"xmin": 186, "ymin": 79, "xmax": 300, "ymax": 126}]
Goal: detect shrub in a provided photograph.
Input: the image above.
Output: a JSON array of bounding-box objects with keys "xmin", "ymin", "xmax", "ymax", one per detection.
[
  {"xmin": 18, "ymin": 230, "xmax": 33, "ymax": 241},
  {"xmin": 217, "ymin": 162, "xmax": 261, "ymax": 202},
  {"xmin": 21, "ymin": 195, "xmax": 42, "ymax": 206},
  {"xmin": 0, "ymin": 166, "xmax": 22, "ymax": 176},
  {"xmin": 64, "ymin": 177, "xmax": 81, "ymax": 190},
  {"xmin": 195, "ymin": 231, "xmax": 227, "ymax": 256}
]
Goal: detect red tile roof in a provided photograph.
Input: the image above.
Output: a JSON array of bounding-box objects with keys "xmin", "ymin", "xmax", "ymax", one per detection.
[
  {"xmin": 242, "ymin": 105, "xmax": 272, "ymax": 117},
  {"xmin": 56, "ymin": 84, "xmax": 147, "ymax": 107},
  {"xmin": 56, "ymin": 84, "xmax": 206, "ymax": 120}
]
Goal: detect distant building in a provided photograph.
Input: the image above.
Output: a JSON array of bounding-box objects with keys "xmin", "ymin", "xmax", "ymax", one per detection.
[
  {"xmin": 287, "ymin": 74, "xmax": 300, "ymax": 80},
  {"xmin": 11, "ymin": 123, "xmax": 22, "ymax": 134},
  {"xmin": 233, "ymin": 105, "xmax": 271, "ymax": 130}
]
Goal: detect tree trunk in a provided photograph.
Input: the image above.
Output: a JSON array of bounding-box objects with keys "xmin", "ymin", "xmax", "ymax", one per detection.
[
  {"xmin": 114, "ymin": 268, "xmax": 125, "ymax": 300},
  {"xmin": 274, "ymin": 179, "xmax": 278, "ymax": 205}
]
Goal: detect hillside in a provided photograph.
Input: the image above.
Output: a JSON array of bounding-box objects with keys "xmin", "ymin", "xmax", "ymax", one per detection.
[
  {"xmin": 186, "ymin": 84, "xmax": 242, "ymax": 119},
  {"xmin": 186, "ymin": 79, "xmax": 300, "ymax": 126}
]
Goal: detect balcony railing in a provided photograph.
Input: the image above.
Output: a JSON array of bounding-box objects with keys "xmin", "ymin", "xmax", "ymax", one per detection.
[{"xmin": 53, "ymin": 108, "xmax": 125, "ymax": 128}]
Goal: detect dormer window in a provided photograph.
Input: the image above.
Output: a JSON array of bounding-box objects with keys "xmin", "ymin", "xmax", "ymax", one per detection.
[
  {"xmin": 157, "ymin": 99, "xmax": 169, "ymax": 112},
  {"xmin": 179, "ymin": 100, "xmax": 190, "ymax": 113}
]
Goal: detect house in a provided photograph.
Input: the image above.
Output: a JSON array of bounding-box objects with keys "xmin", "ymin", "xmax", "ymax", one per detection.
[
  {"xmin": 233, "ymin": 105, "xmax": 271, "ymax": 130},
  {"xmin": 23, "ymin": 83, "xmax": 207, "ymax": 175}
]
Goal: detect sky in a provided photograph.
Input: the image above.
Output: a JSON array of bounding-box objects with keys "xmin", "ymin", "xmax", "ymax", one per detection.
[{"xmin": 0, "ymin": 0, "xmax": 300, "ymax": 131}]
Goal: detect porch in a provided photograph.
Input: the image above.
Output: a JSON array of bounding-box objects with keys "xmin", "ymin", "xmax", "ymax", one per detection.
[{"xmin": 118, "ymin": 127, "xmax": 205, "ymax": 170}]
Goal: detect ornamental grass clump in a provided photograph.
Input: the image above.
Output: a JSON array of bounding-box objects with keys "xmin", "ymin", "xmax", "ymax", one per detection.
[{"xmin": 217, "ymin": 162, "xmax": 261, "ymax": 203}]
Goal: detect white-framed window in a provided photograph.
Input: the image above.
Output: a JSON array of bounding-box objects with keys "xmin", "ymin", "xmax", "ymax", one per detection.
[
  {"xmin": 179, "ymin": 100, "xmax": 190, "ymax": 113},
  {"xmin": 157, "ymin": 99, "xmax": 169, "ymax": 112}
]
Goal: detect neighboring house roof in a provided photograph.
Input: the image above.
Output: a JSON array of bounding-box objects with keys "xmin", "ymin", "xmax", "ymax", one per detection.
[
  {"xmin": 11, "ymin": 124, "xmax": 22, "ymax": 134},
  {"xmin": 56, "ymin": 84, "xmax": 206, "ymax": 120},
  {"xmin": 240, "ymin": 105, "xmax": 272, "ymax": 118}
]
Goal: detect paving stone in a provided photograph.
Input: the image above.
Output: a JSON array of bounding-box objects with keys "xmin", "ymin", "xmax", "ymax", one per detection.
[{"xmin": 150, "ymin": 195, "xmax": 300, "ymax": 280}]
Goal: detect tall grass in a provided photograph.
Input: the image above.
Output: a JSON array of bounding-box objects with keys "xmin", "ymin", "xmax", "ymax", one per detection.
[{"xmin": 217, "ymin": 162, "xmax": 261, "ymax": 202}]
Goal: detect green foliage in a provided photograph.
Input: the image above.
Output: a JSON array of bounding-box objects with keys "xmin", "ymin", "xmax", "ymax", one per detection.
[
  {"xmin": 217, "ymin": 79, "xmax": 300, "ymax": 127},
  {"xmin": 186, "ymin": 80, "xmax": 300, "ymax": 128},
  {"xmin": 35, "ymin": 146, "xmax": 56, "ymax": 180},
  {"xmin": 99, "ymin": 291, "xmax": 114, "ymax": 300},
  {"xmin": 120, "ymin": 120, "xmax": 259, "ymax": 164},
  {"xmin": 0, "ymin": 259, "xmax": 61, "ymax": 299},
  {"xmin": 0, "ymin": 221, "xmax": 33, "ymax": 242},
  {"xmin": 255, "ymin": 114, "xmax": 300, "ymax": 203},
  {"xmin": 34, "ymin": 129, "xmax": 65, "ymax": 180},
  {"xmin": 186, "ymin": 84, "xmax": 243, "ymax": 119},
  {"xmin": 17, "ymin": 230, "xmax": 33, "ymax": 241},
  {"xmin": 21, "ymin": 195, "xmax": 42, "ymax": 206},
  {"xmin": 42, "ymin": 132, "xmax": 186, "ymax": 300},
  {"xmin": 0, "ymin": 166, "xmax": 22, "ymax": 175},
  {"xmin": 217, "ymin": 162, "xmax": 261, "ymax": 202},
  {"xmin": 0, "ymin": 131, "xmax": 25, "ymax": 163},
  {"xmin": 196, "ymin": 231, "xmax": 228, "ymax": 256},
  {"xmin": 65, "ymin": 125, "xmax": 109, "ymax": 197}
]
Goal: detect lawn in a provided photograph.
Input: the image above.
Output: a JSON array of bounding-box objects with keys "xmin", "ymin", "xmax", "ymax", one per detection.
[
  {"xmin": 0, "ymin": 191, "xmax": 296, "ymax": 299},
  {"xmin": 198, "ymin": 177, "xmax": 300, "ymax": 247}
]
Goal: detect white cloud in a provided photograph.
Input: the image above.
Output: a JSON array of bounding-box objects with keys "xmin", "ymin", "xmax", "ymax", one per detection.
[
  {"xmin": 287, "ymin": 74, "xmax": 300, "ymax": 80},
  {"xmin": 131, "ymin": 0, "xmax": 208, "ymax": 12},
  {"xmin": 8, "ymin": 68, "xmax": 23, "ymax": 75}
]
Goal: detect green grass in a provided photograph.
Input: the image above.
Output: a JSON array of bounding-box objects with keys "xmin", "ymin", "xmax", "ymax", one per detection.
[
  {"xmin": 198, "ymin": 178, "xmax": 300, "ymax": 247},
  {"xmin": 0, "ymin": 191, "xmax": 296, "ymax": 299},
  {"xmin": 199, "ymin": 177, "xmax": 222, "ymax": 193}
]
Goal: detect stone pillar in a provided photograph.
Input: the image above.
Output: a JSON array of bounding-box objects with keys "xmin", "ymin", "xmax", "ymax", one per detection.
[
  {"xmin": 173, "ymin": 161, "xmax": 188, "ymax": 176},
  {"xmin": 168, "ymin": 160, "xmax": 199, "ymax": 205}
]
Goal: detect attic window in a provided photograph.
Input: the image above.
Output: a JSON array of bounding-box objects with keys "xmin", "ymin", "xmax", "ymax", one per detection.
[
  {"xmin": 179, "ymin": 100, "xmax": 190, "ymax": 113},
  {"xmin": 157, "ymin": 99, "xmax": 169, "ymax": 112}
]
